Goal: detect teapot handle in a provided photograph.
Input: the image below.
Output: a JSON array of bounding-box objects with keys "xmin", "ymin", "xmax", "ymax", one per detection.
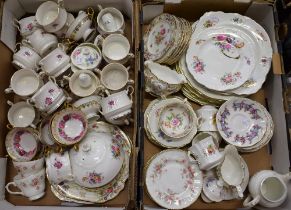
[{"xmin": 243, "ymin": 195, "xmax": 260, "ymax": 208}]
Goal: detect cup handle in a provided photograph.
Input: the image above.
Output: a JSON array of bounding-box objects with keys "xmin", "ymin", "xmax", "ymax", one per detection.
[
  {"xmin": 12, "ymin": 19, "xmax": 20, "ymax": 31},
  {"xmin": 14, "ymin": 43, "xmax": 21, "ymax": 53},
  {"xmin": 4, "ymin": 87, "xmax": 13, "ymax": 94},
  {"xmin": 127, "ymin": 80, "xmax": 135, "ymax": 85},
  {"xmin": 7, "ymin": 100, "xmax": 13, "ymax": 106},
  {"xmin": 243, "ymin": 195, "xmax": 260, "ymax": 208},
  {"xmin": 63, "ymin": 75, "xmax": 70, "ymax": 81},
  {"xmin": 22, "ymin": 39, "xmax": 31, "ymax": 46},
  {"xmin": 29, "ymin": 123, "xmax": 37, "ymax": 129},
  {"xmin": 93, "ymin": 68, "xmax": 102, "ymax": 76},
  {"xmin": 5, "ymin": 182, "xmax": 24, "ymax": 195},
  {"xmin": 86, "ymin": 7, "xmax": 94, "ymax": 20},
  {"xmin": 126, "ymin": 85, "xmax": 134, "ymax": 101},
  {"xmin": 197, "ymin": 117, "xmax": 202, "ymax": 128},
  {"xmin": 57, "ymin": 0, "xmax": 64, "ymax": 8},
  {"xmin": 236, "ymin": 185, "xmax": 244, "ymax": 198},
  {"xmin": 128, "ymin": 53, "xmax": 134, "ymax": 59},
  {"xmin": 97, "ymin": 4, "xmax": 103, "ymax": 11},
  {"xmin": 187, "ymin": 151, "xmax": 200, "ymax": 165},
  {"xmin": 6, "ymin": 124, "xmax": 14, "ymax": 130},
  {"xmin": 48, "ymin": 75, "xmax": 57, "ymax": 84},
  {"xmin": 94, "ymin": 35, "xmax": 104, "ymax": 47},
  {"xmin": 57, "ymin": 43, "xmax": 66, "ymax": 52},
  {"xmin": 38, "ymin": 71, "xmax": 47, "ymax": 79}
]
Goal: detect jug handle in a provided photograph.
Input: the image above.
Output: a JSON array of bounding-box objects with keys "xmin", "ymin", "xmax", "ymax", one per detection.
[
  {"xmin": 281, "ymin": 172, "xmax": 291, "ymax": 182},
  {"xmin": 243, "ymin": 195, "xmax": 260, "ymax": 208}
]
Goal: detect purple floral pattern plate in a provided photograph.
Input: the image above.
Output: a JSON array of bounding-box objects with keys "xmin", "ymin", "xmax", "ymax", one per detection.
[{"xmin": 216, "ymin": 98, "xmax": 268, "ymax": 147}]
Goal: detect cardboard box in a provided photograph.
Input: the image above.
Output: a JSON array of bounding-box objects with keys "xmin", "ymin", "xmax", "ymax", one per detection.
[
  {"xmin": 0, "ymin": 0, "xmax": 140, "ymax": 209},
  {"xmin": 137, "ymin": 1, "xmax": 291, "ymax": 210}
]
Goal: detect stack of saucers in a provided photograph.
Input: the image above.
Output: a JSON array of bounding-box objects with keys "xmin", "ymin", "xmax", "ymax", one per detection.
[
  {"xmin": 144, "ymin": 97, "xmax": 198, "ymax": 148},
  {"xmin": 144, "ymin": 13, "xmax": 192, "ymax": 65},
  {"xmin": 216, "ymin": 98, "xmax": 274, "ymax": 152},
  {"xmin": 177, "ymin": 11, "xmax": 272, "ymax": 106}
]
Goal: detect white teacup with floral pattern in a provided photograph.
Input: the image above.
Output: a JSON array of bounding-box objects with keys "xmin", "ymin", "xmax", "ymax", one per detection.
[
  {"xmin": 13, "ymin": 157, "xmax": 44, "ymax": 178},
  {"xmin": 12, "ymin": 44, "xmax": 41, "ymax": 71},
  {"xmin": 13, "ymin": 16, "xmax": 40, "ymax": 37},
  {"xmin": 5, "ymin": 168, "xmax": 45, "ymax": 200},
  {"xmin": 188, "ymin": 136, "xmax": 223, "ymax": 171},
  {"xmin": 46, "ymin": 151, "xmax": 73, "ymax": 184}
]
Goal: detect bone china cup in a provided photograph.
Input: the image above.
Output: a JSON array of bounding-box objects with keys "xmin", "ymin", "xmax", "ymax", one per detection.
[
  {"xmin": 13, "ymin": 16, "xmax": 39, "ymax": 37},
  {"xmin": 73, "ymin": 95, "xmax": 102, "ymax": 120},
  {"xmin": 39, "ymin": 44, "xmax": 70, "ymax": 76},
  {"xmin": 7, "ymin": 101, "xmax": 36, "ymax": 128},
  {"xmin": 94, "ymin": 34, "xmax": 134, "ymax": 64},
  {"xmin": 23, "ymin": 29, "xmax": 58, "ymax": 56},
  {"xmin": 13, "ymin": 157, "xmax": 44, "ymax": 178},
  {"xmin": 97, "ymin": 5, "xmax": 125, "ymax": 34},
  {"xmin": 188, "ymin": 136, "xmax": 223, "ymax": 170},
  {"xmin": 12, "ymin": 44, "xmax": 41, "ymax": 71},
  {"xmin": 5, "ymin": 169, "xmax": 45, "ymax": 201},
  {"xmin": 97, "ymin": 63, "xmax": 134, "ymax": 91},
  {"xmin": 35, "ymin": 1, "xmax": 67, "ymax": 33},
  {"xmin": 5, "ymin": 69, "xmax": 42, "ymax": 97},
  {"xmin": 197, "ymin": 105, "xmax": 218, "ymax": 132},
  {"xmin": 30, "ymin": 79, "xmax": 66, "ymax": 113}
]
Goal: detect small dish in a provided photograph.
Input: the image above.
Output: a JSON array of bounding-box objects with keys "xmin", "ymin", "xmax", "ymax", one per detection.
[
  {"xmin": 5, "ymin": 127, "xmax": 39, "ymax": 161},
  {"xmin": 159, "ymin": 101, "xmax": 194, "ymax": 138},
  {"xmin": 50, "ymin": 108, "xmax": 88, "ymax": 146}
]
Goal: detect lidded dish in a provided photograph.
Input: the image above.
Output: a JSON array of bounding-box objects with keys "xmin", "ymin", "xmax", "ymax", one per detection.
[{"xmin": 69, "ymin": 129, "xmax": 125, "ymax": 188}]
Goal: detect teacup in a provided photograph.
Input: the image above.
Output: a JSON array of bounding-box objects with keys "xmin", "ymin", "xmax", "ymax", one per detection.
[
  {"xmin": 46, "ymin": 151, "xmax": 73, "ymax": 184},
  {"xmin": 7, "ymin": 100, "xmax": 37, "ymax": 128},
  {"xmin": 39, "ymin": 117, "xmax": 55, "ymax": 146},
  {"xmin": 100, "ymin": 85, "xmax": 134, "ymax": 119},
  {"xmin": 64, "ymin": 70, "xmax": 103, "ymax": 97},
  {"xmin": 54, "ymin": 13, "xmax": 75, "ymax": 38},
  {"xmin": 5, "ymin": 169, "xmax": 45, "ymax": 200},
  {"xmin": 13, "ymin": 16, "xmax": 39, "ymax": 37},
  {"xmin": 96, "ymin": 63, "xmax": 134, "ymax": 92},
  {"xmin": 23, "ymin": 29, "xmax": 58, "ymax": 56},
  {"xmin": 35, "ymin": 0, "xmax": 67, "ymax": 33},
  {"xmin": 73, "ymin": 95, "xmax": 102, "ymax": 120},
  {"xmin": 94, "ymin": 34, "xmax": 134, "ymax": 64},
  {"xmin": 97, "ymin": 5, "xmax": 125, "ymax": 34},
  {"xmin": 104, "ymin": 115, "xmax": 130, "ymax": 126},
  {"xmin": 65, "ymin": 9, "xmax": 94, "ymax": 41},
  {"xmin": 192, "ymin": 132, "xmax": 222, "ymax": 148},
  {"xmin": 12, "ymin": 44, "xmax": 41, "ymax": 71},
  {"xmin": 29, "ymin": 78, "xmax": 67, "ymax": 113},
  {"xmin": 197, "ymin": 105, "xmax": 218, "ymax": 131},
  {"xmin": 243, "ymin": 170, "xmax": 290, "ymax": 208},
  {"xmin": 188, "ymin": 135, "xmax": 223, "ymax": 171},
  {"xmin": 5, "ymin": 69, "xmax": 43, "ymax": 97},
  {"xmin": 39, "ymin": 44, "xmax": 70, "ymax": 76},
  {"xmin": 13, "ymin": 157, "xmax": 44, "ymax": 178}
]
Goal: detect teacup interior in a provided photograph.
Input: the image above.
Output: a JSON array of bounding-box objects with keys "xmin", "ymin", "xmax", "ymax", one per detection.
[
  {"xmin": 102, "ymin": 66, "xmax": 128, "ymax": 90},
  {"xmin": 99, "ymin": 9, "xmax": 123, "ymax": 32},
  {"xmin": 11, "ymin": 70, "xmax": 39, "ymax": 95},
  {"xmin": 8, "ymin": 102, "xmax": 35, "ymax": 127},
  {"xmin": 261, "ymin": 177, "xmax": 286, "ymax": 202},
  {"xmin": 37, "ymin": 2, "xmax": 59, "ymax": 25},
  {"xmin": 103, "ymin": 36, "xmax": 129, "ymax": 60}
]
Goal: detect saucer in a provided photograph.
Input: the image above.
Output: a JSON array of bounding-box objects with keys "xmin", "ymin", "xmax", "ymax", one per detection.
[{"xmin": 50, "ymin": 108, "xmax": 88, "ymax": 146}]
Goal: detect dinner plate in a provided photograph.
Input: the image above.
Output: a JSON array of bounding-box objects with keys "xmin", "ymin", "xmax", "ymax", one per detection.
[
  {"xmin": 51, "ymin": 122, "xmax": 132, "ymax": 203},
  {"xmin": 145, "ymin": 97, "xmax": 198, "ymax": 148},
  {"xmin": 145, "ymin": 149, "xmax": 202, "ymax": 209},
  {"xmin": 216, "ymin": 98, "xmax": 268, "ymax": 148}
]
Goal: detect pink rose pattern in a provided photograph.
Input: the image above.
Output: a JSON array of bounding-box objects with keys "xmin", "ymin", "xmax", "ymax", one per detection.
[
  {"xmin": 108, "ymin": 100, "xmax": 116, "ymax": 109},
  {"xmin": 220, "ymin": 72, "xmax": 242, "ymax": 85},
  {"xmin": 82, "ymin": 171, "xmax": 104, "ymax": 185},
  {"xmin": 191, "ymin": 56, "xmax": 205, "ymax": 74},
  {"xmin": 53, "ymin": 158, "xmax": 63, "ymax": 169},
  {"xmin": 13, "ymin": 130, "xmax": 36, "ymax": 157}
]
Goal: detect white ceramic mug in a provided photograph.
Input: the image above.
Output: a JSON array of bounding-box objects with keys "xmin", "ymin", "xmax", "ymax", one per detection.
[
  {"xmin": 7, "ymin": 100, "xmax": 36, "ymax": 128},
  {"xmin": 197, "ymin": 105, "xmax": 218, "ymax": 131},
  {"xmin": 5, "ymin": 69, "xmax": 43, "ymax": 97},
  {"xmin": 46, "ymin": 151, "xmax": 73, "ymax": 184},
  {"xmin": 23, "ymin": 29, "xmax": 58, "ymax": 56},
  {"xmin": 94, "ymin": 34, "xmax": 134, "ymax": 64},
  {"xmin": 29, "ymin": 78, "xmax": 66, "ymax": 113},
  {"xmin": 73, "ymin": 95, "xmax": 102, "ymax": 120},
  {"xmin": 35, "ymin": 0, "xmax": 67, "ymax": 33},
  {"xmin": 39, "ymin": 44, "xmax": 70, "ymax": 76},
  {"xmin": 243, "ymin": 170, "xmax": 290, "ymax": 208},
  {"xmin": 188, "ymin": 136, "xmax": 223, "ymax": 170},
  {"xmin": 96, "ymin": 63, "xmax": 134, "ymax": 92},
  {"xmin": 13, "ymin": 16, "xmax": 39, "ymax": 37},
  {"xmin": 13, "ymin": 157, "xmax": 44, "ymax": 178},
  {"xmin": 100, "ymin": 85, "xmax": 134, "ymax": 119},
  {"xmin": 12, "ymin": 43, "xmax": 41, "ymax": 71},
  {"xmin": 96, "ymin": 5, "xmax": 124, "ymax": 34},
  {"xmin": 5, "ymin": 169, "xmax": 45, "ymax": 200}
]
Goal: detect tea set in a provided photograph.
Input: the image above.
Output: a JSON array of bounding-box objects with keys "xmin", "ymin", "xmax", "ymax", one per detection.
[
  {"xmin": 143, "ymin": 12, "xmax": 283, "ymax": 209},
  {"xmin": 5, "ymin": 1, "xmax": 134, "ymax": 203}
]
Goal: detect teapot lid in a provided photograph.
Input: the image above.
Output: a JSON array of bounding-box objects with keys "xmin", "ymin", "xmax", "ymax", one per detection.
[{"xmin": 69, "ymin": 129, "xmax": 124, "ymax": 188}]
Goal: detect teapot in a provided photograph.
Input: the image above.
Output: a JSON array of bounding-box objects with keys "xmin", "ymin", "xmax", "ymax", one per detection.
[
  {"xmin": 243, "ymin": 170, "xmax": 290, "ymax": 208},
  {"xmin": 144, "ymin": 60, "xmax": 186, "ymax": 98}
]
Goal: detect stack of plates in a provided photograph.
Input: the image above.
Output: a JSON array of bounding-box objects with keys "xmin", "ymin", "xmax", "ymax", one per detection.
[
  {"xmin": 216, "ymin": 98, "xmax": 274, "ymax": 152},
  {"xmin": 144, "ymin": 13, "xmax": 192, "ymax": 65},
  {"xmin": 177, "ymin": 11, "xmax": 272, "ymax": 106}
]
